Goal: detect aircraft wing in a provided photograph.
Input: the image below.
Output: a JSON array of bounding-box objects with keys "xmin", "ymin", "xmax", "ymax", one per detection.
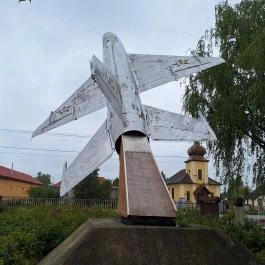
[
  {"xmin": 145, "ymin": 105, "xmax": 216, "ymax": 141},
  {"xmin": 128, "ymin": 54, "xmax": 225, "ymax": 93},
  {"xmin": 32, "ymin": 77, "xmax": 106, "ymax": 137},
  {"xmin": 60, "ymin": 120, "xmax": 114, "ymax": 196}
]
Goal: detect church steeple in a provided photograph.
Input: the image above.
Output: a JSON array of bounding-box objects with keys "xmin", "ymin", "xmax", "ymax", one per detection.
[
  {"xmin": 186, "ymin": 141, "xmax": 208, "ymax": 162},
  {"xmin": 185, "ymin": 141, "xmax": 209, "ymax": 184}
]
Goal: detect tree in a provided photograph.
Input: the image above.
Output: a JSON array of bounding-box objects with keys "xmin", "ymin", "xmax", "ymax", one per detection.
[
  {"xmin": 226, "ymin": 177, "xmax": 251, "ymax": 200},
  {"xmin": 28, "ymin": 186, "xmax": 60, "ymax": 198},
  {"xmin": 74, "ymin": 169, "xmax": 111, "ymax": 199},
  {"xmin": 183, "ymin": 0, "xmax": 265, "ymax": 186},
  {"xmin": 36, "ymin": 172, "xmax": 51, "ymax": 186},
  {"xmin": 112, "ymin": 177, "xmax": 119, "ymax": 186},
  {"xmin": 161, "ymin": 171, "xmax": 167, "ymax": 181}
]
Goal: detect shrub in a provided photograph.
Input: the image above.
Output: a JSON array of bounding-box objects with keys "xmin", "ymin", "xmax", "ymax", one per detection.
[
  {"xmin": 175, "ymin": 210, "xmax": 192, "ymax": 227},
  {"xmin": 0, "ymin": 206, "xmax": 118, "ymax": 264}
]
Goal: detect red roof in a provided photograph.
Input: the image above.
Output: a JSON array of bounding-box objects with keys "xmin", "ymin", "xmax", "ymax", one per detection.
[
  {"xmin": 97, "ymin": 176, "xmax": 106, "ymax": 182},
  {"xmin": 52, "ymin": 181, "xmax": 61, "ymax": 188},
  {"xmin": 0, "ymin": 165, "xmax": 42, "ymax": 185}
]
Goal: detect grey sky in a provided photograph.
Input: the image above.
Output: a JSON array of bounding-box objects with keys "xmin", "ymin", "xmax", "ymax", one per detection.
[{"xmin": 0, "ymin": 0, "xmax": 239, "ymax": 183}]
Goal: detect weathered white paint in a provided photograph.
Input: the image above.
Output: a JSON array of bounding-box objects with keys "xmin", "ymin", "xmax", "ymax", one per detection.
[
  {"xmin": 32, "ymin": 77, "xmax": 106, "ymax": 137},
  {"xmin": 129, "ymin": 54, "xmax": 225, "ymax": 93},
  {"xmin": 60, "ymin": 120, "xmax": 114, "ymax": 196},
  {"xmin": 33, "ymin": 32, "xmax": 225, "ymax": 196},
  {"xmin": 145, "ymin": 105, "xmax": 216, "ymax": 141}
]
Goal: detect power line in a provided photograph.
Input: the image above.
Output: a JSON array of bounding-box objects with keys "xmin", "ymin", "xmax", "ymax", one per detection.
[
  {"xmin": 0, "ymin": 151, "xmax": 74, "ymax": 158},
  {"xmin": 0, "ymin": 128, "xmax": 91, "ymax": 138},
  {"xmin": 0, "ymin": 145, "xmax": 187, "ymax": 159},
  {"xmin": 0, "ymin": 151, "xmax": 185, "ymax": 163},
  {"xmin": 0, "ymin": 145, "xmax": 79, "ymax": 153}
]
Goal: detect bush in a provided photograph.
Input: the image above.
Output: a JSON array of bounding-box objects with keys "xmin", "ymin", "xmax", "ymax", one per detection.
[
  {"xmin": 0, "ymin": 206, "xmax": 118, "ymax": 264},
  {"xmin": 178, "ymin": 209, "xmax": 265, "ymax": 264},
  {"xmin": 28, "ymin": 186, "xmax": 60, "ymax": 198}
]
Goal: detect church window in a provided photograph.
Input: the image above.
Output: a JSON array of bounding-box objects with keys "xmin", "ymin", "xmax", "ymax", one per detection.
[
  {"xmin": 198, "ymin": 169, "xmax": 202, "ymax": 180},
  {"xmin": 186, "ymin": 191, "xmax": 190, "ymax": 201},
  {"xmin": 171, "ymin": 188, "xmax": 174, "ymax": 200}
]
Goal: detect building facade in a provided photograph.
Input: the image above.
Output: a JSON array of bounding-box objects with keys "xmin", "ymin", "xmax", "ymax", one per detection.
[
  {"xmin": 166, "ymin": 142, "xmax": 221, "ymax": 204},
  {"xmin": 0, "ymin": 165, "xmax": 42, "ymax": 198}
]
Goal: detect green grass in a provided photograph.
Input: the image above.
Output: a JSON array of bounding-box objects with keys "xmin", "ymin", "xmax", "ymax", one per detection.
[
  {"xmin": 1, "ymin": 206, "xmax": 265, "ymax": 264},
  {"xmin": 0, "ymin": 206, "xmax": 118, "ymax": 265},
  {"xmin": 175, "ymin": 209, "xmax": 265, "ymax": 264}
]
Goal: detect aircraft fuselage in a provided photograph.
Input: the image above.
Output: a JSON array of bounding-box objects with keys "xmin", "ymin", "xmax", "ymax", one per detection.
[{"xmin": 102, "ymin": 32, "xmax": 147, "ymax": 151}]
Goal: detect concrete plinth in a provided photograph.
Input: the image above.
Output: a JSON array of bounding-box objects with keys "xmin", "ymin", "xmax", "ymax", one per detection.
[{"xmin": 38, "ymin": 218, "xmax": 261, "ymax": 265}]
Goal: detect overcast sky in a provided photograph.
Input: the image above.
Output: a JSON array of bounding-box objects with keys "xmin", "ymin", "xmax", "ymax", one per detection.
[{"xmin": 0, "ymin": 0, "xmax": 239, "ymax": 183}]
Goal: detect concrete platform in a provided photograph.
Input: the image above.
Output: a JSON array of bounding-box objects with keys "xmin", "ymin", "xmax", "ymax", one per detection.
[{"xmin": 38, "ymin": 218, "xmax": 261, "ymax": 265}]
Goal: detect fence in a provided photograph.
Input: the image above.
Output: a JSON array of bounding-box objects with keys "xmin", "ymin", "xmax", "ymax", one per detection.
[
  {"xmin": 0, "ymin": 197, "xmax": 118, "ymax": 209},
  {"xmin": 175, "ymin": 201, "xmax": 198, "ymax": 210}
]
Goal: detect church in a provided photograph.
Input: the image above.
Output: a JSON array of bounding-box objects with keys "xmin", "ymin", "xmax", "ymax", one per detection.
[{"xmin": 166, "ymin": 141, "xmax": 221, "ymax": 205}]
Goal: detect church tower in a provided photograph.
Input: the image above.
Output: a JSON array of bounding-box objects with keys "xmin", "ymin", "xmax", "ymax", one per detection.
[
  {"xmin": 166, "ymin": 141, "xmax": 221, "ymax": 204},
  {"xmin": 185, "ymin": 141, "xmax": 209, "ymax": 185}
]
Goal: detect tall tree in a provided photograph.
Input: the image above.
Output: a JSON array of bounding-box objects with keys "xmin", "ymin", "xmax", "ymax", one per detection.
[
  {"xmin": 183, "ymin": 0, "xmax": 265, "ymax": 186},
  {"xmin": 112, "ymin": 177, "xmax": 119, "ymax": 187},
  {"xmin": 226, "ymin": 177, "xmax": 250, "ymax": 200},
  {"xmin": 36, "ymin": 172, "xmax": 51, "ymax": 186},
  {"xmin": 74, "ymin": 169, "xmax": 111, "ymax": 199}
]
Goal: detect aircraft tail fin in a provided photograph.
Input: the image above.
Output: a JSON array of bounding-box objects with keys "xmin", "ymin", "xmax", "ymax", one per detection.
[
  {"xmin": 91, "ymin": 55, "xmax": 125, "ymax": 122},
  {"xmin": 60, "ymin": 120, "xmax": 114, "ymax": 196}
]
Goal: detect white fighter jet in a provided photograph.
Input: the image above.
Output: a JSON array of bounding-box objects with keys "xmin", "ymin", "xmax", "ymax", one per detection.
[{"xmin": 33, "ymin": 32, "xmax": 224, "ymax": 196}]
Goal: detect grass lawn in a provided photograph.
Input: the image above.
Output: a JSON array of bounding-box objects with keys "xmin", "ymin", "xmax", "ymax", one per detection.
[
  {"xmin": 0, "ymin": 205, "xmax": 118, "ymax": 265},
  {"xmin": 1, "ymin": 206, "xmax": 264, "ymax": 264}
]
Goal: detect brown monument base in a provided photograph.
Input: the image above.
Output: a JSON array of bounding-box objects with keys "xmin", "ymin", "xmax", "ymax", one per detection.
[
  {"xmin": 118, "ymin": 135, "xmax": 176, "ymax": 221},
  {"xmin": 38, "ymin": 218, "xmax": 261, "ymax": 265}
]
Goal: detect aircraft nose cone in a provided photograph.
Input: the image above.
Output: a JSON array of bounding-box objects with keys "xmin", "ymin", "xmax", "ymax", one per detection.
[{"xmin": 103, "ymin": 32, "xmax": 117, "ymax": 43}]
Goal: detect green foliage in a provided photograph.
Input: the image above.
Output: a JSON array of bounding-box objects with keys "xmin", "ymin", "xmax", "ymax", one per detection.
[
  {"xmin": 28, "ymin": 186, "xmax": 60, "ymax": 198},
  {"xmin": 175, "ymin": 210, "xmax": 192, "ymax": 227},
  {"xmin": 74, "ymin": 169, "xmax": 111, "ymax": 199},
  {"xmin": 36, "ymin": 172, "xmax": 51, "ymax": 186},
  {"xmin": 175, "ymin": 209, "xmax": 265, "ymax": 263},
  {"xmin": 0, "ymin": 206, "xmax": 117, "ymax": 264},
  {"xmin": 112, "ymin": 177, "xmax": 119, "ymax": 186},
  {"xmin": 183, "ymin": 0, "xmax": 265, "ymax": 186},
  {"xmin": 225, "ymin": 220, "xmax": 265, "ymax": 253},
  {"xmin": 161, "ymin": 171, "xmax": 167, "ymax": 181},
  {"xmin": 225, "ymin": 177, "xmax": 251, "ymax": 200},
  {"xmin": 0, "ymin": 203, "xmax": 7, "ymax": 213}
]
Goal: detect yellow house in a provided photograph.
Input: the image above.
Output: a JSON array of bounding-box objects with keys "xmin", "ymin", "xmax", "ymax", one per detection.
[
  {"xmin": 0, "ymin": 165, "xmax": 42, "ymax": 198},
  {"xmin": 166, "ymin": 141, "xmax": 221, "ymax": 204}
]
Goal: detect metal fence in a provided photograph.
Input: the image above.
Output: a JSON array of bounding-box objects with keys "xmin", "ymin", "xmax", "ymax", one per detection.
[
  {"xmin": 175, "ymin": 202, "xmax": 198, "ymax": 210},
  {"xmin": 0, "ymin": 197, "xmax": 118, "ymax": 209}
]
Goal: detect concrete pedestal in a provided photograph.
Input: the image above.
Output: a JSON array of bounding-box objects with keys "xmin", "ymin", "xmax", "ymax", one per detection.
[{"xmin": 38, "ymin": 218, "xmax": 260, "ymax": 265}]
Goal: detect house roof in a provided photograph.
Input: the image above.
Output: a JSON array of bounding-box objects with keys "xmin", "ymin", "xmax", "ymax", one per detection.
[
  {"xmin": 166, "ymin": 169, "xmax": 221, "ymax": 185},
  {"xmin": 166, "ymin": 169, "xmax": 193, "ymax": 185},
  {"xmin": 248, "ymin": 188, "xmax": 264, "ymax": 199},
  {"xmin": 0, "ymin": 165, "xmax": 42, "ymax": 185},
  {"xmin": 208, "ymin": 177, "xmax": 222, "ymax": 185},
  {"xmin": 194, "ymin": 185, "xmax": 212, "ymax": 194},
  {"xmin": 97, "ymin": 176, "xmax": 106, "ymax": 182},
  {"xmin": 52, "ymin": 181, "xmax": 61, "ymax": 188}
]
